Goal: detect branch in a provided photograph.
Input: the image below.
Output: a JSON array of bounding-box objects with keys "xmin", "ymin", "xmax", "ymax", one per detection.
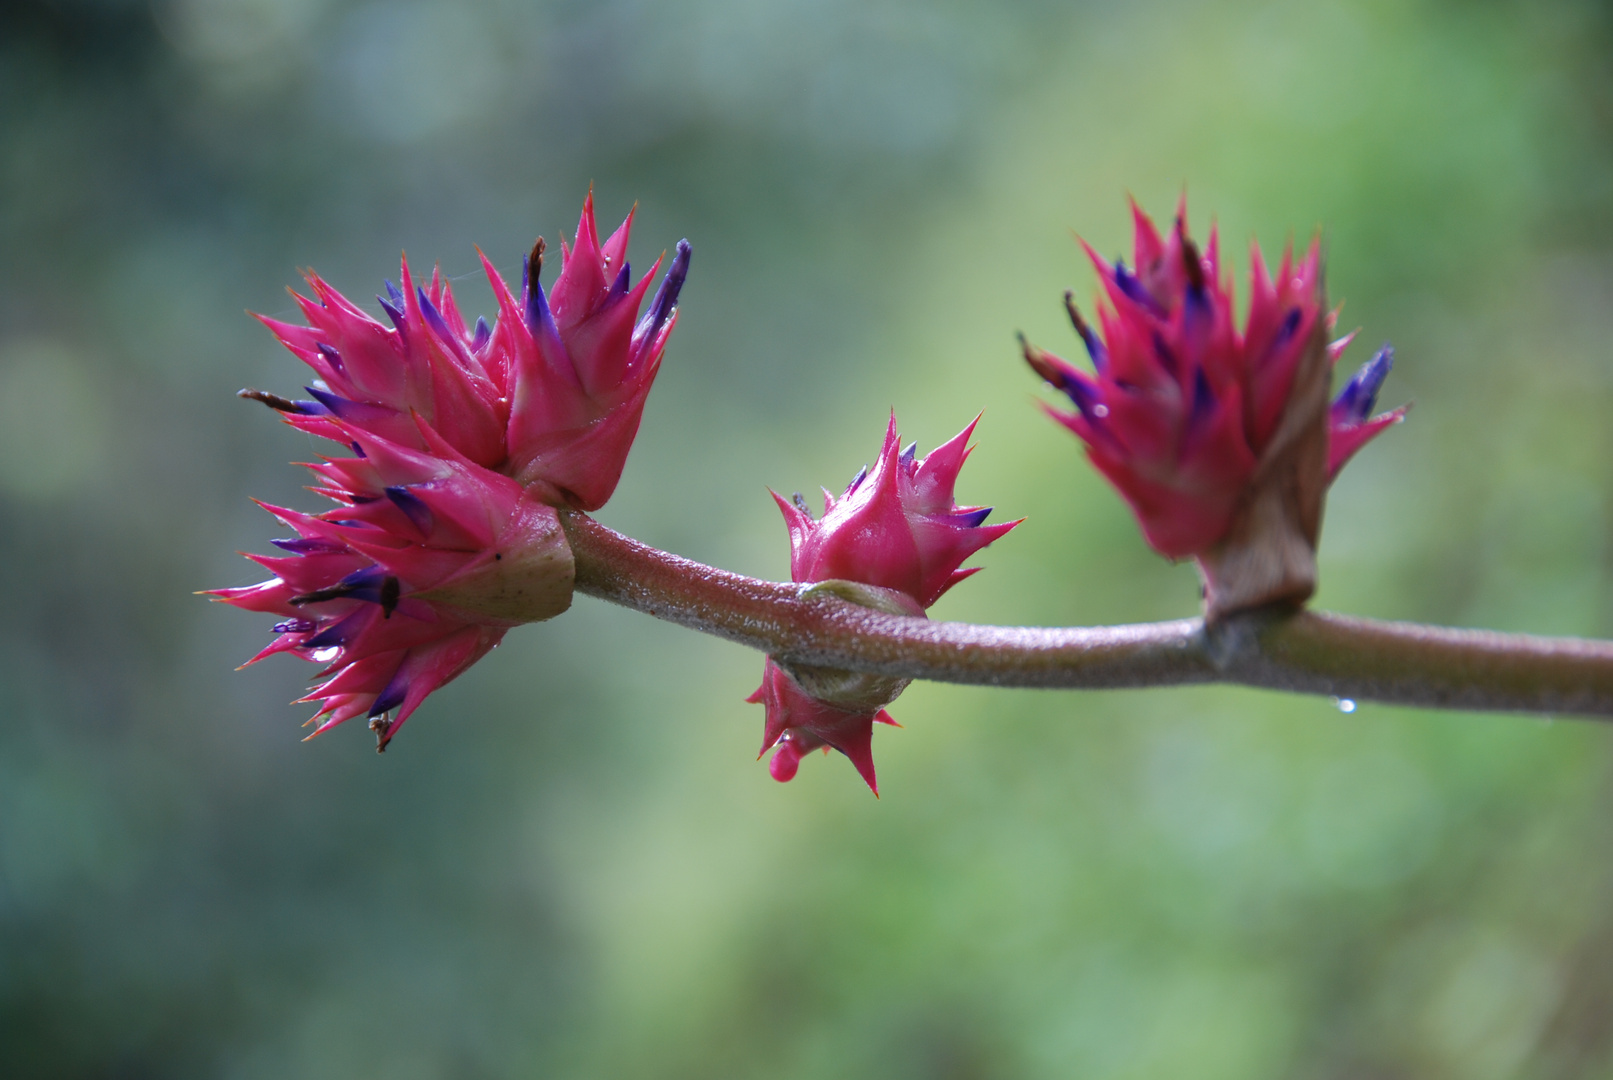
[{"xmin": 559, "ymin": 511, "xmax": 1613, "ymax": 719}]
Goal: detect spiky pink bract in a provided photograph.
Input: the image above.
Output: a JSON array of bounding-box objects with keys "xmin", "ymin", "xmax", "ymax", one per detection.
[
  {"xmin": 750, "ymin": 415, "xmax": 1019, "ymax": 794},
  {"xmin": 256, "ymin": 191, "xmax": 689, "ymax": 511},
  {"xmin": 1023, "ymin": 197, "xmax": 1405, "ymax": 613},
  {"xmin": 219, "ymin": 193, "xmax": 687, "ymax": 746},
  {"xmin": 211, "ymin": 421, "xmax": 573, "ymax": 749}
]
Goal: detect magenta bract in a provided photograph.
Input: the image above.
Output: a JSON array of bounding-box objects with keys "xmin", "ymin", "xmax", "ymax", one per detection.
[
  {"xmin": 256, "ymin": 190, "xmax": 688, "ymax": 511},
  {"xmin": 210, "ymin": 421, "xmax": 572, "ymax": 748},
  {"xmin": 751, "ymin": 416, "xmax": 1019, "ymax": 793},
  {"xmin": 219, "ymin": 193, "xmax": 685, "ymax": 746},
  {"xmin": 1024, "ymin": 197, "xmax": 1404, "ymax": 561}
]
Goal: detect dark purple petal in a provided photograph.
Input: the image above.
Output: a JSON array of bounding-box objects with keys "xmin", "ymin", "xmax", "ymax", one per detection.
[
  {"xmin": 642, "ymin": 239, "xmax": 691, "ymax": 339},
  {"xmin": 608, "ymin": 262, "xmax": 631, "ymax": 300},
  {"xmin": 1269, "ymin": 308, "xmax": 1302, "ymax": 355},
  {"xmin": 237, "ymin": 389, "xmax": 328, "ymax": 415},
  {"xmin": 368, "ymin": 662, "xmax": 410, "ymax": 718},
  {"xmin": 844, "ymin": 463, "xmax": 868, "ymax": 497},
  {"xmin": 524, "ymin": 277, "xmax": 558, "ymax": 339},
  {"xmin": 471, "ymin": 316, "xmax": 491, "ymax": 351},
  {"xmin": 953, "ymin": 507, "xmax": 992, "ymax": 528},
  {"xmin": 306, "ymin": 386, "xmax": 393, "ymax": 422},
  {"xmin": 385, "ymin": 484, "xmax": 435, "ymax": 535},
  {"xmin": 1182, "ymin": 277, "xmax": 1212, "ymax": 343},
  {"xmin": 1064, "ymin": 294, "xmax": 1108, "ymax": 374},
  {"xmin": 416, "ymin": 287, "xmax": 459, "ymax": 349},
  {"xmin": 1113, "ymin": 261, "xmax": 1164, "ymax": 316},
  {"xmin": 303, "ymin": 606, "xmax": 371, "ymax": 650},
  {"xmin": 316, "ymin": 343, "xmax": 346, "ymax": 377},
  {"xmin": 900, "ymin": 441, "xmax": 918, "ymax": 466},
  {"xmin": 1332, "ymin": 344, "xmax": 1395, "ymax": 425},
  {"xmin": 290, "ymin": 565, "xmax": 387, "ymax": 606},
  {"xmin": 377, "ymin": 295, "xmax": 407, "ymax": 334},
  {"xmin": 271, "ymin": 537, "xmax": 347, "ymax": 555}
]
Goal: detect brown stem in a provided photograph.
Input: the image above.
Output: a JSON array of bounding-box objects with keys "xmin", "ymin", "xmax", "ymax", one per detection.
[{"xmin": 558, "ymin": 511, "xmax": 1613, "ymax": 718}]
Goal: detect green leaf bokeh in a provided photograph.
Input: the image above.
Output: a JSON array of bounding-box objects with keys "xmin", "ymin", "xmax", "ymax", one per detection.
[{"xmin": 4, "ymin": 0, "xmax": 1613, "ymax": 1076}]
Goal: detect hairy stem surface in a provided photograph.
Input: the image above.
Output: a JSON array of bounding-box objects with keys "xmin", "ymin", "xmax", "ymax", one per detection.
[{"xmin": 559, "ymin": 511, "xmax": 1613, "ymax": 718}]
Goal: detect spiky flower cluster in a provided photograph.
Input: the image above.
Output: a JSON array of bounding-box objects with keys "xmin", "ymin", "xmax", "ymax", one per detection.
[
  {"xmin": 213, "ymin": 194, "xmax": 689, "ymax": 747},
  {"xmin": 1023, "ymin": 198, "xmax": 1403, "ymax": 615},
  {"xmin": 751, "ymin": 416, "xmax": 1018, "ymax": 793}
]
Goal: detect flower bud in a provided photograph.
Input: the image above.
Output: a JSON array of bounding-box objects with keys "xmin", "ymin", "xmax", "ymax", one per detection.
[
  {"xmin": 1023, "ymin": 197, "xmax": 1405, "ymax": 620},
  {"xmin": 209, "ymin": 424, "xmax": 575, "ymax": 750},
  {"xmin": 221, "ymin": 191, "xmax": 684, "ymax": 746},
  {"xmin": 751, "ymin": 416, "xmax": 1019, "ymax": 793}
]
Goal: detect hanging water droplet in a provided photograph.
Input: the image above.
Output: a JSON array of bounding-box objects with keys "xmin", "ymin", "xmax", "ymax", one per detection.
[
  {"xmin": 1093, "ymin": 404, "xmax": 1109, "ymax": 418},
  {"xmin": 1331, "ymin": 697, "xmax": 1357, "ymax": 714}
]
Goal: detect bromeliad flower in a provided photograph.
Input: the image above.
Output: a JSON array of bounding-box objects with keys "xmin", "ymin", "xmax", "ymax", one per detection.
[
  {"xmin": 1021, "ymin": 197, "xmax": 1404, "ymax": 618},
  {"xmin": 250, "ymin": 190, "xmax": 690, "ymax": 511},
  {"xmin": 750, "ymin": 416, "xmax": 1019, "ymax": 794},
  {"xmin": 217, "ymin": 193, "xmax": 690, "ymax": 747},
  {"xmin": 210, "ymin": 426, "xmax": 572, "ymax": 749}
]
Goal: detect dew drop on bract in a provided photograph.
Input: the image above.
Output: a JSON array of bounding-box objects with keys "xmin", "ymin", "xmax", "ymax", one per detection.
[{"xmin": 1331, "ymin": 697, "xmax": 1357, "ymax": 714}]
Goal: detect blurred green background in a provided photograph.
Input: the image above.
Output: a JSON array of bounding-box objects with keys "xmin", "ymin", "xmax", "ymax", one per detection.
[{"xmin": 5, "ymin": 0, "xmax": 1613, "ymax": 1076}]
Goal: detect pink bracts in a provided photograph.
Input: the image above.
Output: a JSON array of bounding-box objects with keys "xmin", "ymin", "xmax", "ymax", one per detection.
[
  {"xmin": 751, "ymin": 416, "xmax": 1018, "ymax": 793},
  {"xmin": 1023, "ymin": 197, "xmax": 1404, "ymax": 616},
  {"xmin": 214, "ymin": 193, "xmax": 689, "ymax": 747}
]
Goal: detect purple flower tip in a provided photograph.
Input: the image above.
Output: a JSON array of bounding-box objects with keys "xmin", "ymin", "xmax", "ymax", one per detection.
[
  {"xmin": 305, "ymin": 607, "xmax": 369, "ymax": 649},
  {"xmin": 369, "ymin": 667, "xmax": 408, "ymax": 719},
  {"xmin": 844, "ymin": 463, "xmax": 869, "ymax": 496},
  {"xmin": 316, "ymin": 343, "xmax": 346, "ymax": 376},
  {"xmin": 416, "ymin": 287, "xmax": 455, "ymax": 344},
  {"xmin": 645, "ymin": 239, "xmax": 692, "ymax": 335},
  {"xmin": 306, "ymin": 386, "xmax": 363, "ymax": 420},
  {"xmin": 384, "ymin": 484, "xmax": 435, "ymax": 535},
  {"xmin": 271, "ymin": 537, "xmax": 345, "ymax": 555},
  {"xmin": 524, "ymin": 277, "xmax": 556, "ymax": 339},
  {"xmin": 1113, "ymin": 261, "xmax": 1163, "ymax": 315},
  {"xmin": 377, "ymin": 295, "xmax": 407, "ymax": 334},
  {"xmin": 1332, "ymin": 344, "xmax": 1395, "ymax": 424}
]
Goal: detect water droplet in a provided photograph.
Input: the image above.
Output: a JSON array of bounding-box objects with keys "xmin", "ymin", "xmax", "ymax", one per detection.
[
  {"xmin": 1093, "ymin": 404, "xmax": 1109, "ymax": 417},
  {"xmin": 1331, "ymin": 697, "xmax": 1357, "ymax": 714}
]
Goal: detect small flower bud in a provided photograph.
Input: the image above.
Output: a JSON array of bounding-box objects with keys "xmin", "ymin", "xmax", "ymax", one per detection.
[{"xmin": 751, "ymin": 416, "xmax": 1019, "ymax": 793}]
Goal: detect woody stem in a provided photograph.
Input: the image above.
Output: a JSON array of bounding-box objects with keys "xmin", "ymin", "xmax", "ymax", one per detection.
[{"xmin": 558, "ymin": 511, "xmax": 1613, "ymax": 719}]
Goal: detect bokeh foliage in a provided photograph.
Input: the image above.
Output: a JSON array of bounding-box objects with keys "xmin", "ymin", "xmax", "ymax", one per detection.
[{"xmin": 4, "ymin": 0, "xmax": 1613, "ymax": 1076}]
